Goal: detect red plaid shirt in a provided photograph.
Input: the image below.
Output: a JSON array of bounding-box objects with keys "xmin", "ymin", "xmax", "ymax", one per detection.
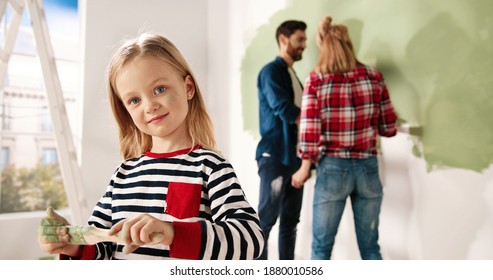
[{"xmin": 298, "ymin": 63, "xmax": 397, "ymax": 161}]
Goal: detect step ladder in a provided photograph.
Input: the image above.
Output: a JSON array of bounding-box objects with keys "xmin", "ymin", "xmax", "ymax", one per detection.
[{"xmin": 0, "ymin": 0, "xmax": 88, "ymax": 224}]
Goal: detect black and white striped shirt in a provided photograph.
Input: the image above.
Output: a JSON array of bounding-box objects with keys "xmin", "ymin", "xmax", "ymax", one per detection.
[{"xmin": 76, "ymin": 146, "xmax": 264, "ymax": 260}]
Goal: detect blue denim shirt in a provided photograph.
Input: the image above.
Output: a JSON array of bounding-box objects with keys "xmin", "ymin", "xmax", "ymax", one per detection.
[{"xmin": 255, "ymin": 56, "xmax": 301, "ymax": 168}]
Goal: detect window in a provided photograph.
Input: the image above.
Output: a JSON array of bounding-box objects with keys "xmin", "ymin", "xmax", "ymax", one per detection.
[
  {"xmin": 0, "ymin": 0, "xmax": 80, "ymax": 214},
  {"xmin": 0, "ymin": 147, "xmax": 9, "ymax": 168},
  {"xmin": 41, "ymin": 148, "xmax": 57, "ymax": 165},
  {"xmin": 41, "ymin": 106, "xmax": 53, "ymax": 132}
]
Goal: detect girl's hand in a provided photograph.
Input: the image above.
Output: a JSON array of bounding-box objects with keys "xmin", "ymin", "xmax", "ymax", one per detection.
[
  {"xmin": 38, "ymin": 206, "xmax": 81, "ymax": 257},
  {"xmin": 108, "ymin": 214, "xmax": 174, "ymax": 254}
]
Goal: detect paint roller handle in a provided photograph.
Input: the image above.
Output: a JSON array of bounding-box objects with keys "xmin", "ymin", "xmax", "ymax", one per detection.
[{"xmin": 66, "ymin": 225, "xmax": 166, "ymax": 245}]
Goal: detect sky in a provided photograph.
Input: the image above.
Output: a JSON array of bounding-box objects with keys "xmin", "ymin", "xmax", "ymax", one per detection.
[
  {"xmin": 19, "ymin": 0, "xmax": 79, "ymax": 37},
  {"xmin": 46, "ymin": 0, "xmax": 78, "ymax": 10}
]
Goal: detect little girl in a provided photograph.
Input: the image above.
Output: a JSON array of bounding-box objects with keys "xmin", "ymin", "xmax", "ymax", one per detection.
[{"xmin": 38, "ymin": 33, "xmax": 264, "ymax": 260}]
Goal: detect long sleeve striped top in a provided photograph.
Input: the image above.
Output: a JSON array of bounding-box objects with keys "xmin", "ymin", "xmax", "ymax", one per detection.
[{"xmin": 65, "ymin": 146, "xmax": 264, "ymax": 260}]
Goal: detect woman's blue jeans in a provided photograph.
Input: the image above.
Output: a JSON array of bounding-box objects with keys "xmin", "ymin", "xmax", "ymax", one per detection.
[
  {"xmin": 312, "ymin": 156, "xmax": 383, "ymax": 260},
  {"xmin": 257, "ymin": 156, "xmax": 303, "ymax": 260}
]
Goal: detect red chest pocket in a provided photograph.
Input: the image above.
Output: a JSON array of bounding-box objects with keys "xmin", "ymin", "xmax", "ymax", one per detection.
[{"xmin": 165, "ymin": 182, "xmax": 202, "ymax": 219}]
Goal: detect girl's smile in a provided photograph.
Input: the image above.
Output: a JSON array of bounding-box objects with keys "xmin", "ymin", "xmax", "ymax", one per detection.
[
  {"xmin": 116, "ymin": 55, "xmax": 195, "ymax": 152},
  {"xmin": 148, "ymin": 113, "xmax": 169, "ymax": 124}
]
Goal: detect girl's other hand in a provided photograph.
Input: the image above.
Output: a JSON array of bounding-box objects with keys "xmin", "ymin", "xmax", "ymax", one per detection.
[{"xmin": 109, "ymin": 214, "xmax": 174, "ymax": 254}]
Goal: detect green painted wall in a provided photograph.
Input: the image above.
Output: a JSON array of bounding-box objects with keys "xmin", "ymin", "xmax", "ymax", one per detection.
[{"xmin": 240, "ymin": 0, "xmax": 493, "ymax": 172}]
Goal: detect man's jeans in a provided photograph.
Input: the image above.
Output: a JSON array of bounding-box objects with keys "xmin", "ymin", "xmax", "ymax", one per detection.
[
  {"xmin": 312, "ymin": 156, "xmax": 383, "ymax": 260},
  {"xmin": 257, "ymin": 156, "xmax": 303, "ymax": 260}
]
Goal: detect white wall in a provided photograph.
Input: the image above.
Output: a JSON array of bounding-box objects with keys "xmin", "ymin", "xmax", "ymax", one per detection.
[{"xmin": 0, "ymin": 209, "xmax": 70, "ymax": 259}]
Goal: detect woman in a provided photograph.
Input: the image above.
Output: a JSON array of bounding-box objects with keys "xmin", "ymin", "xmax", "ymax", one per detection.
[{"xmin": 292, "ymin": 16, "xmax": 398, "ymax": 260}]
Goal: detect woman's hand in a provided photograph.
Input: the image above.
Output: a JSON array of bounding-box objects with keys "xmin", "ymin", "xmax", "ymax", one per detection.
[
  {"xmin": 108, "ymin": 214, "xmax": 174, "ymax": 254},
  {"xmin": 291, "ymin": 159, "xmax": 312, "ymax": 188}
]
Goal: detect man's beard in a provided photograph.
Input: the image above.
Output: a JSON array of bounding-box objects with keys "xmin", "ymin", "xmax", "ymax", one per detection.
[{"xmin": 289, "ymin": 48, "xmax": 303, "ymax": 61}]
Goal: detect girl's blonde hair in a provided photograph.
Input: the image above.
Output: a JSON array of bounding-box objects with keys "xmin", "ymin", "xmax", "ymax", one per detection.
[
  {"xmin": 315, "ymin": 16, "xmax": 357, "ymax": 74},
  {"xmin": 106, "ymin": 33, "xmax": 216, "ymax": 160}
]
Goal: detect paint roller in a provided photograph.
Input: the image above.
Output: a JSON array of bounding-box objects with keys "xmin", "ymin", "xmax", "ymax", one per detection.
[{"xmin": 66, "ymin": 225, "xmax": 165, "ymax": 245}]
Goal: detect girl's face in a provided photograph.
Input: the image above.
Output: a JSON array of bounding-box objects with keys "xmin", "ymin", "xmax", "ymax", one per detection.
[{"xmin": 116, "ymin": 56, "xmax": 194, "ymax": 152}]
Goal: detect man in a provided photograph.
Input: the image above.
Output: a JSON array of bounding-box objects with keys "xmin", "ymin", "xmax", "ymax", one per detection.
[{"xmin": 255, "ymin": 20, "xmax": 307, "ymax": 260}]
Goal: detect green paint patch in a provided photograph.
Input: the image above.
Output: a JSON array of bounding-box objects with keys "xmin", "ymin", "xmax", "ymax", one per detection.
[{"xmin": 67, "ymin": 226, "xmax": 94, "ymax": 244}]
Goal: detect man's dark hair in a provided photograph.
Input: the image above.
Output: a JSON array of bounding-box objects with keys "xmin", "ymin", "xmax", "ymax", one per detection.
[{"xmin": 275, "ymin": 20, "xmax": 307, "ymax": 45}]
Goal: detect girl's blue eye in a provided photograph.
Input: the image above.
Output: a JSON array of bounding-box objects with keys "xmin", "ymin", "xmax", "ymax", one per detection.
[
  {"xmin": 154, "ymin": 86, "xmax": 166, "ymax": 95},
  {"xmin": 129, "ymin": 98, "xmax": 140, "ymax": 105}
]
